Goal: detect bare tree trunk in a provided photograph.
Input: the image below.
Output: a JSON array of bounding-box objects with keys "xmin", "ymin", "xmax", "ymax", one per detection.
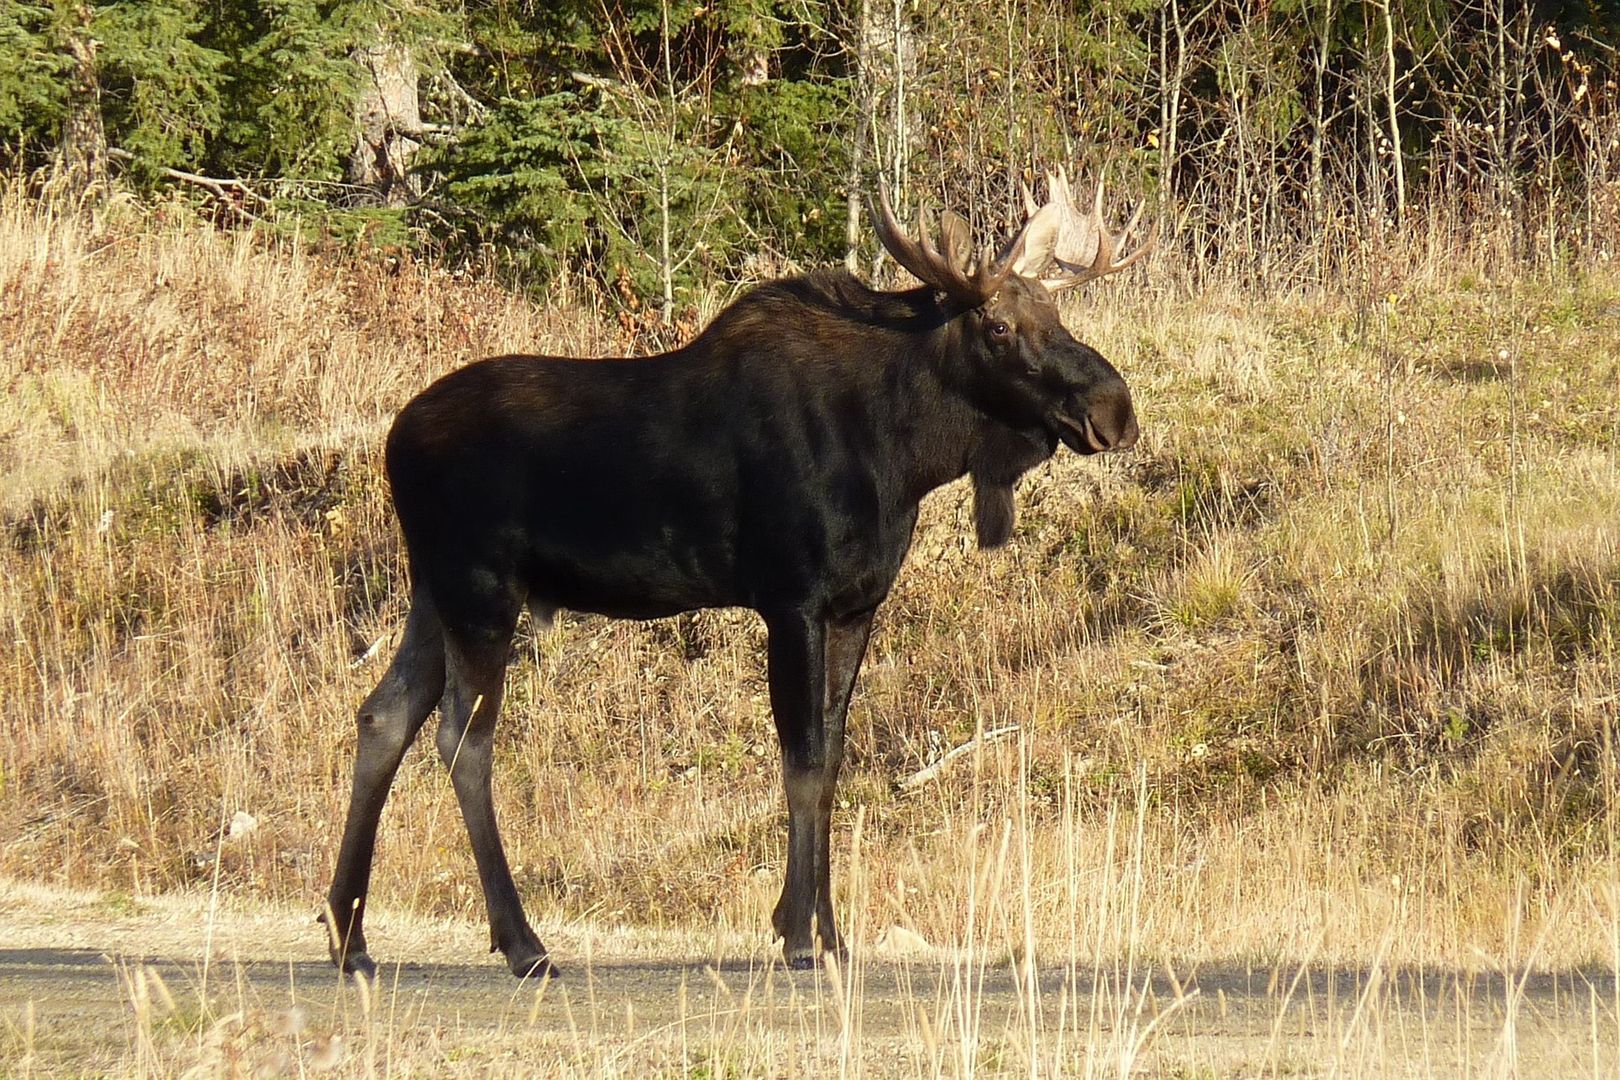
[
  {"xmin": 890, "ymin": 0, "xmax": 908, "ymax": 200},
  {"xmin": 1308, "ymin": 0, "xmax": 1334, "ymax": 239},
  {"xmin": 347, "ymin": 40, "xmax": 422, "ymax": 207},
  {"xmin": 1223, "ymin": 26, "xmax": 1254, "ymax": 274},
  {"xmin": 845, "ymin": 0, "xmax": 871, "ymax": 272},
  {"xmin": 57, "ymin": 4, "xmax": 107, "ymax": 194},
  {"xmin": 1492, "ymin": 0, "xmax": 1508, "ymax": 197},
  {"xmin": 1361, "ymin": 4, "xmax": 1386, "ymax": 234},
  {"xmin": 1001, "ymin": 0, "xmax": 1013, "ymax": 215},
  {"xmin": 657, "ymin": 0, "xmax": 676, "ymax": 325},
  {"xmin": 1378, "ymin": 0, "xmax": 1407, "ymax": 225},
  {"xmin": 1157, "ymin": 1, "xmax": 1176, "ymax": 207},
  {"xmin": 854, "ymin": 0, "xmax": 916, "ymax": 274}
]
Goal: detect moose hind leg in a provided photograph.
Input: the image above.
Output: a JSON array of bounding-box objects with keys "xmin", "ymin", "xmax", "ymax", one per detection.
[
  {"xmin": 326, "ymin": 592, "xmax": 446, "ymax": 978},
  {"xmin": 809, "ymin": 611, "xmax": 875, "ymax": 956},
  {"xmin": 436, "ymin": 623, "xmax": 555, "ymax": 979}
]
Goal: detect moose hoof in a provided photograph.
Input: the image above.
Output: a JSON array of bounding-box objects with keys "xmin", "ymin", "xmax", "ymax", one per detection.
[
  {"xmin": 339, "ymin": 950, "xmax": 378, "ymax": 981},
  {"xmin": 509, "ymin": 952, "xmax": 560, "ymax": 981},
  {"xmin": 319, "ymin": 908, "xmax": 376, "ymax": 980},
  {"xmin": 782, "ymin": 943, "xmax": 846, "ymax": 971}
]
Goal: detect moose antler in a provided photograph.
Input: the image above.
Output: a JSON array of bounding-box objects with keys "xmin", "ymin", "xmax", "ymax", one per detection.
[
  {"xmin": 871, "ymin": 185, "xmax": 1036, "ymax": 307},
  {"xmin": 1014, "ymin": 166, "xmax": 1156, "ymax": 292}
]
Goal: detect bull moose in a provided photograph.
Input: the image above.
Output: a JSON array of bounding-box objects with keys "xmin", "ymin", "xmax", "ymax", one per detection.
[{"xmin": 323, "ymin": 170, "xmax": 1152, "ymax": 979}]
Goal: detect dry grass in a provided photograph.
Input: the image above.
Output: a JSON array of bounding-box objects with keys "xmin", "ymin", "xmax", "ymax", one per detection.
[{"xmin": 2, "ymin": 188, "xmax": 1619, "ymax": 1074}]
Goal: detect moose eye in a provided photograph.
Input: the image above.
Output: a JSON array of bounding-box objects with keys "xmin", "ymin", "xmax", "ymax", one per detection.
[{"xmin": 988, "ymin": 320, "xmax": 1010, "ymax": 338}]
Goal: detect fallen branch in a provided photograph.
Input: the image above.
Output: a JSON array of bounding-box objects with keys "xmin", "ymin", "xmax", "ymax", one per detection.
[
  {"xmin": 106, "ymin": 148, "xmax": 273, "ymax": 221},
  {"xmin": 899, "ymin": 724, "xmax": 1021, "ymax": 791}
]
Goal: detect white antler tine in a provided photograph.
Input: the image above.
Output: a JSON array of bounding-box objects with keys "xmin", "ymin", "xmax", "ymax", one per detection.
[
  {"xmin": 1111, "ymin": 219, "xmax": 1159, "ymax": 273},
  {"xmin": 1119, "ymin": 201, "xmax": 1144, "ymax": 246},
  {"xmin": 1093, "ymin": 216, "xmax": 1118, "ymax": 274}
]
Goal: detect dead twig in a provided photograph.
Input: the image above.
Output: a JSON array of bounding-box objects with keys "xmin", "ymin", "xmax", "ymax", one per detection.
[{"xmin": 899, "ymin": 724, "xmax": 1021, "ymax": 791}]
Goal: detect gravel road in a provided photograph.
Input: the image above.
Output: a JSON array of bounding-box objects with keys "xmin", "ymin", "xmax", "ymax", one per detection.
[{"xmin": 2, "ymin": 884, "xmax": 1614, "ymax": 1076}]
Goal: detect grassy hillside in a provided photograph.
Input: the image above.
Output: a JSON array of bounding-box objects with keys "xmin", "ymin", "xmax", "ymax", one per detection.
[{"xmin": 2, "ymin": 188, "xmax": 1618, "ymax": 982}]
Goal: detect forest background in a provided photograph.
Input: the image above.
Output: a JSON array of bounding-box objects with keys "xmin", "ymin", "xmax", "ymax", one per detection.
[{"xmin": 6, "ymin": 0, "xmax": 1619, "ymax": 309}]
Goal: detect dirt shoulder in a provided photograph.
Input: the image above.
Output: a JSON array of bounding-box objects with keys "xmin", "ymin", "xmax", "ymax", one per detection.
[{"xmin": 1, "ymin": 881, "xmax": 1614, "ymax": 1077}]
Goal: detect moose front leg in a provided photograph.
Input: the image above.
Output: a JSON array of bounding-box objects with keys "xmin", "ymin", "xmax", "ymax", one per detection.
[{"xmin": 765, "ymin": 608, "xmax": 875, "ymax": 968}]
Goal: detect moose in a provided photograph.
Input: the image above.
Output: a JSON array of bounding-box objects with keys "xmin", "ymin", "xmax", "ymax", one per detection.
[{"xmin": 323, "ymin": 170, "xmax": 1152, "ymax": 979}]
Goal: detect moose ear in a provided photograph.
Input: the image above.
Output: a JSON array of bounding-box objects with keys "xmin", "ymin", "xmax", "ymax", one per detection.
[{"xmin": 972, "ymin": 480, "xmax": 1016, "ymax": 548}]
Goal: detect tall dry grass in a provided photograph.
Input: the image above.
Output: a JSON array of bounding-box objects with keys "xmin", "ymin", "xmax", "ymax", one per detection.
[{"xmin": 2, "ymin": 182, "xmax": 1618, "ymax": 1035}]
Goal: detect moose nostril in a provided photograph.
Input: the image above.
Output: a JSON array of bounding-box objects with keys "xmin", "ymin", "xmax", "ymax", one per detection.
[{"xmin": 1087, "ymin": 391, "xmax": 1139, "ymax": 452}]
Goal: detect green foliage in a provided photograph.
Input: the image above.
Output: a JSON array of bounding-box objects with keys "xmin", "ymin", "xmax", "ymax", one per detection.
[
  {"xmin": 1213, "ymin": 17, "xmax": 1304, "ymax": 150},
  {"xmin": 428, "ymin": 1, "xmax": 852, "ymax": 299},
  {"xmin": 227, "ymin": 0, "xmax": 458, "ymax": 179},
  {"xmin": 729, "ymin": 78, "xmax": 851, "ymax": 264},
  {"xmin": 0, "ymin": 3, "xmax": 67, "ymax": 139},
  {"xmin": 265, "ymin": 200, "xmax": 415, "ymax": 252},
  {"xmin": 227, "ymin": 0, "xmax": 370, "ymax": 179},
  {"xmin": 2, "ymin": 0, "xmax": 1617, "ymax": 292},
  {"xmin": 0, "ymin": 0, "xmax": 226, "ymax": 172},
  {"xmin": 459, "ymin": 0, "xmax": 595, "ymax": 98},
  {"xmin": 0, "ymin": 0, "xmax": 465, "ymax": 183},
  {"xmin": 91, "ymin": 1, "xmax": 226, "ymax": 172},
  {"xmin": 713, "ymin": 0, "xmax": 788, "ymax": 52},
  {"xmin": 429, "ymin": 91, "xmax": 638, "ymax": 280}
]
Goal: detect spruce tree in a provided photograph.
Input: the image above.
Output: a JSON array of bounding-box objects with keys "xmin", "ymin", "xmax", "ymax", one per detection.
[{"xmin": 0, "ymin": 0, "xmax": 225, "ymax": 184}]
